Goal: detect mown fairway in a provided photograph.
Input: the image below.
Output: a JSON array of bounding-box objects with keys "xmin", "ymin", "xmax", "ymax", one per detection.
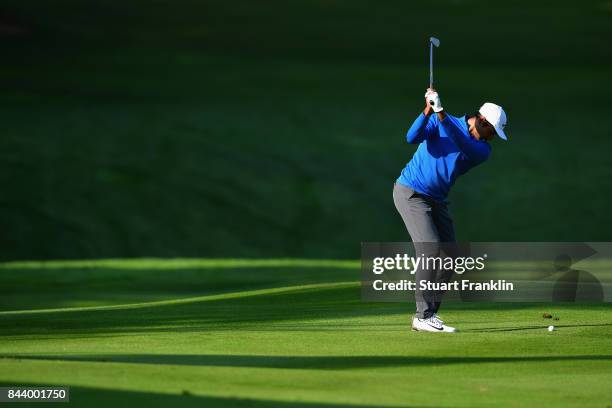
[
  {"xmin": 1, "ymin": 260, "xmax": 611, "ymax": 407},
  {"xmin": 1, "ymin": 1, "xmax": 611, "ymax": 406}
]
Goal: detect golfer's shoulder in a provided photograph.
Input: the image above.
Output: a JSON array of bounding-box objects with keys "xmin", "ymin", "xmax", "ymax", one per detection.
[
  {"xmin": 476, "ymin": 139, "xmax": 492, "ymax": 160},
  {"xmin": 481, "ymin": 140, "xmax": 492, "ymax": 153}
]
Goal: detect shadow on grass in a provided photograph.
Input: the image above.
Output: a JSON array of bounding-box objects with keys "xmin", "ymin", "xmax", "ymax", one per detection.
[
  {"xmin": 3, "ymin": 354, "xmax": 611, "ymax": 370},
  {"xmin": 0, "ymin": 285, "xmax": 399, "ymax": 336},
  {"xmin": 0, "ymin": 282, "xmax": 609, "ymax": 337},
  {"xmin": 0, "ymin": 382, "xmax": 432, "ymax": 408},
  {"xmin": 3, "ymin": 256, "xmax": 611, "ymax": 340},
  {"xmin": 0, "ymin": 265, "xmax": 359, "ymax": 312}
]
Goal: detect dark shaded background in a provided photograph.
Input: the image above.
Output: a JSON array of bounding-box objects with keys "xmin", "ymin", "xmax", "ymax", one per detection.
[{"xmin": 1, "ymin": 0, "xmax": 611, "ymax": 260}]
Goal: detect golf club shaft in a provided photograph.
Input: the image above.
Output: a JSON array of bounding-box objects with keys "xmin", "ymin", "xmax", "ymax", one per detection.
[{"xmin": 429, "ymin": 42, "xmax": 433, "ymax": 88}]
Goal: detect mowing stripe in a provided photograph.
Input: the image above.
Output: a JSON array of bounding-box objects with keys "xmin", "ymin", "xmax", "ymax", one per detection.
[
  {"xmin": 0, "ymin": 281, "xmax": 359, "ymax": 316},
  {"xmin": 0, "ymin": 258, "xmax": 360, "ymax": 270}
]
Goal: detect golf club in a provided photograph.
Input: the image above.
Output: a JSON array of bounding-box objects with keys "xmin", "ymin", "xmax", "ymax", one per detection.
[{"xmin": 429, "ymin": 36, "xmax": 440, "ymax": 104}]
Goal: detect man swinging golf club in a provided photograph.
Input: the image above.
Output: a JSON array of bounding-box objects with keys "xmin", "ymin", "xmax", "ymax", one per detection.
[{"xmin": 393, "ymin": 37, "xmax": 509, "ymax": 333}]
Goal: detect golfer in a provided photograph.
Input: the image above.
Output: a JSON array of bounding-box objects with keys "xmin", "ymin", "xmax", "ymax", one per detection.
[{"xmin": 393, "ymin": 88, "xmax": 508, "ymax": 332}]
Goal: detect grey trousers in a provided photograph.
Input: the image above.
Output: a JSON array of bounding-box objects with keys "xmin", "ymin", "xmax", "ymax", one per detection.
[{"xmin": 392, "ymin": 182, "xmax": 456, "ymax": 318}]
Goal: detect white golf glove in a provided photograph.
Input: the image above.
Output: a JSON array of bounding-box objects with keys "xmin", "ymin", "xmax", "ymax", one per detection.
[{"xmin": 425, "ymin": 90, "xmax": 443, "ymax": 113}]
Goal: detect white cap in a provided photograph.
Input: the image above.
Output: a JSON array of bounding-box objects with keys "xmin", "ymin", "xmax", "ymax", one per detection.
[{"xmin": 479, "ymin": 102, "xmax": 508, "ymax": 141}]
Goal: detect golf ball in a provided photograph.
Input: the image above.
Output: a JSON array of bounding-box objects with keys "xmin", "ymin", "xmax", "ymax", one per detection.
[{"xmin": 548, "ymin": 325, "xmax": 555, "ymax": 332}]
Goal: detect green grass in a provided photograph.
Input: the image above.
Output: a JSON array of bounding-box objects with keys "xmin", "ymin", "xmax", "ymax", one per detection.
[
  {"xmin": 1, "ymin": 1, "xmax": 611, "ymax": 405},
  {"xmin": 1, "ymin": 259, "xmax": 611, "ymax": 407}
]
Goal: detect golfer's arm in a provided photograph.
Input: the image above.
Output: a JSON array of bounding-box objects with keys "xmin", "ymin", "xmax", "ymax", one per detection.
[
  {"xmin": 438, "ymin": 113, "xmax": 490, "ymax": 163},
  {"xmin": 406, "ymin": 112, "xmax": 435, "ymax": 144}
]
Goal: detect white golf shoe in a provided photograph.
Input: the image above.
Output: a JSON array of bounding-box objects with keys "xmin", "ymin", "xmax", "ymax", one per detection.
[
  {"xmin": 432, "ymin": 314, "xmax": 456, "ymax": 332},
  {"xmin": 412, "ymin": 315, "xmax": 456, "ymax": 333}
]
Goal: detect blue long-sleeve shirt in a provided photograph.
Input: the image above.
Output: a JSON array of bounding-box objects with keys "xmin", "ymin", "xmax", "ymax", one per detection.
[{"xmin": 396, "ymin": 112, "xmax": 491, "ymax": 202}]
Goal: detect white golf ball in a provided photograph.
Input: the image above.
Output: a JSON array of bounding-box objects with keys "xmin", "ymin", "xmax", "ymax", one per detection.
[{"xmin": 548, "ymin": 325, "xmax": 555, "ymax": 332}]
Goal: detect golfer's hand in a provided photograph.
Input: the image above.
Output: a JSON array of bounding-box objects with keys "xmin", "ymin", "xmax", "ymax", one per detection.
[
  {"xmin": 425, "ymin": 89, "xmax": 443, "ymax": 113},
  {"xmin": 423, "ymin": 88, "xmax": 436, "ymax": 115}
]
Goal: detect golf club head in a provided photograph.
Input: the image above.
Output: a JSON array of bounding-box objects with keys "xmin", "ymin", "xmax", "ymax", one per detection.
[{"xmin": 430, "ymin": 37, "xmax": 440, "ymax": 47}]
